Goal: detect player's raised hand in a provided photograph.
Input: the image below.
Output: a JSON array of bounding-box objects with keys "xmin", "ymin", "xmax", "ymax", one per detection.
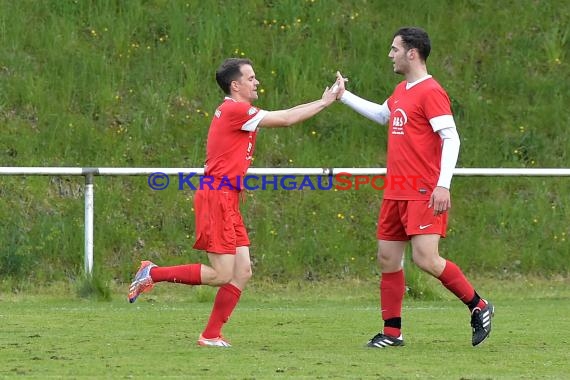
[
  {"xmin": 321, "ymin": 80, "xmax": 340, "ymax": 105},
  {"xmin": 334, "ymin": 71, "xmax": 348, "ymax": 99}
]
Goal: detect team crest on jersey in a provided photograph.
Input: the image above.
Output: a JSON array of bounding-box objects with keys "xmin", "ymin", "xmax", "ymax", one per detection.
[{"xmin": 247, "ymin": 107, "xmax": 258, "ymax": 116}]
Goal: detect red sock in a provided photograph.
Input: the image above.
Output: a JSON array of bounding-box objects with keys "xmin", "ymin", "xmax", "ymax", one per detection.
[
  {"xmin": 438, "ymin": 260, "xmax": 477, "ymax": 303},
  {"xmin": 202, "ymin": 284, "xmax": 242, "ymax": 339},
  {"xmin": 380, "ymin": 270, "xmax": 405, "ymax": 337},
  {"xmin": 150, "ymin": 264, "xmax": 202, "ymax": 285}
]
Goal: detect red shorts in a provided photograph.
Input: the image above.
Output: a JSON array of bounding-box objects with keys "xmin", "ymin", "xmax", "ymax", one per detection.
[
  {"xmin": 377, "ymin": 199, "xmax": 448, "ymax": 241},
  {"xmin": 192, "ymin": 188, "xmax": 250, "ymax": 254}
]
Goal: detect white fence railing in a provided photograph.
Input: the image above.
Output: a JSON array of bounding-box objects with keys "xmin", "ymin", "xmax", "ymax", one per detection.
[{"xmin": 2, "ymin": 167, "xmax": 569, "ymax": 275}]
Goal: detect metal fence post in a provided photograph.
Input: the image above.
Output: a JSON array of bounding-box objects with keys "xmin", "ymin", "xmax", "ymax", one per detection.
[{"xmin": 84, "ymin": 172, "xmax": 94, "ymax": 276}]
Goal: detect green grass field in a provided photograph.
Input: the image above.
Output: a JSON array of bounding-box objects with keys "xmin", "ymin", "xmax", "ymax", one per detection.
[{"xmin": 1, "ymin": 277, "xmax": 568, "ymax": 379}]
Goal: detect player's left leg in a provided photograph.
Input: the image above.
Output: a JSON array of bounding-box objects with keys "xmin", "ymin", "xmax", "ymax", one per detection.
[
  {"xmin": 410, "ymin": 234, "xmax": 494, "ymax": 346},
  {"xmin": 199, "ymin": 247, "xmax": 252, "ymax": 347}
]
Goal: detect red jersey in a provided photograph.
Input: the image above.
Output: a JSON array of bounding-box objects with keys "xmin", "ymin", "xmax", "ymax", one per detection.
[
  {"xmin": 384, "ymin": 77, "xmax": 452, "ymax": 200},
  {"xmin": 204, "ymin": 98, "xmax": 266, "ymax": 190}
]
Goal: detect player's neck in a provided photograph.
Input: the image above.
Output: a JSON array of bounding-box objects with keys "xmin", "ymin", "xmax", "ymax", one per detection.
[
  {"xmin": 229, "ymin": 92, "xmax": 253, "ymax": 103},
  {"xmin": 404, "ymin": 64, "xmax": 429, "ymax": 84}
]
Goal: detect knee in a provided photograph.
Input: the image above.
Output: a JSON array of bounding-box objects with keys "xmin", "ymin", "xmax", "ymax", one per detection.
[
  {"xmin": 377, "ymin": 250, "xmax": 401, "ymax": 272},
  {"xmin": 411, "ymin": 253, "xmax": 444, "ymax": 276},
  {"xmin": 236, "ymin": 264, "xmax": 253, "ymax": 283}
]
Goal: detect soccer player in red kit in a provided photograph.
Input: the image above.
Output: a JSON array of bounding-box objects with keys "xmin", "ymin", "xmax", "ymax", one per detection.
[
  {"xmin": 128, "ymin": 58, "xmax": 339, "ymax": 347},
  {"xmin": 335, "ymin": 27, "xmax": 494, "ymax": 347}
]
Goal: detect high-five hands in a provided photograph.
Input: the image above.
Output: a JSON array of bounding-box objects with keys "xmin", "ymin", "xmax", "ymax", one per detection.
[{"xmin": 334, "ymin": 71, "xmax": 348, "ymax": 100}]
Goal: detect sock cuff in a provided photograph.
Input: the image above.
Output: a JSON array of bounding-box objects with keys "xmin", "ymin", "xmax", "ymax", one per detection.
[
  {"xmin": 221, "ymin": 283, "xmax": 242, "ymax": 297},
  {"xmin": 382, "ymin": 269, "xmax": 404, "ymax": 280},
  {"xmin": 437, "ymin": 259, "xmax": 456, "ymax": 282},
  {"xmin": 189, "ymin": 263, "xmax": 202, "ymax": 285}
]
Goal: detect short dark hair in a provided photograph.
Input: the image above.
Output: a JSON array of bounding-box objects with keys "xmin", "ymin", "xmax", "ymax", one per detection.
[
  {"xmin": 394, "ymin": 27, "xmax": 431, "ymax": 61},
  {"xmin": 215, "ymin": 58, "xmax": 253, "ymax": 95}
]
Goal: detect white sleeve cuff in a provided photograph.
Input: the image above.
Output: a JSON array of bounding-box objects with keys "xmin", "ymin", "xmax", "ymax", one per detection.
[
  {"xmin": 429, "ymin": 114, "xmax": 456, "ymax": 132},
  {"xmin": 242, "ymin": 110, "xmax": 268, "ymax": 131},
  {"xmin": 340, "ymin": 91, "xmax": 390, "ymax": 125}
]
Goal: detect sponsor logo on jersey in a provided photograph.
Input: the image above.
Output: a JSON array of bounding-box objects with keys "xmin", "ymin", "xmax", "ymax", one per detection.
[{"xmin": 391, "ymin": 108, "xmax": 408, "ymax": 135}]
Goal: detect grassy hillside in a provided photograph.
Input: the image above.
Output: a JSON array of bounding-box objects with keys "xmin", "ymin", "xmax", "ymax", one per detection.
[{"xmin": 0, "ymin": 0, "xmax": 568, "ymax": 288}]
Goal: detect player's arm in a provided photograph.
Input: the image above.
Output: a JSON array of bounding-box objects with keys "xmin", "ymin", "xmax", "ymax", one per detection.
[
  {"xmin": 258, "ymin": 84, "xmax": 338, "ymax": 128},
  {"xmin": 428, "ymin": 121, "xmax": 460, "ymax": 214},
  {"xmin": 431, "ymin": 115, "xmax": 461, "ymax": 189},
  {"xmin": 335, "ymin": 71, "xmax": 390, "ymax": 125}
]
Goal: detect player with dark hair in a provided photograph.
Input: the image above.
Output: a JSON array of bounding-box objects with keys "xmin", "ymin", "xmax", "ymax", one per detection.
[
  {"xmin": 128, "ymin": 58, "xmax": 340, "ymax": 347},
  {"xmin": 335, "ymin": 27, "xmax": 494, "ymax": 348}
]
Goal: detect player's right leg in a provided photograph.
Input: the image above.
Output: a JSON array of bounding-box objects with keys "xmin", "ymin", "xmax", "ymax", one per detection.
[
  {"xmin": 367, "ymin": 200, "xmax": 409, "ymax": 348},
  {"xmin": 366, "ymin": 239, "xmax": 408, "ymax": 348}
]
